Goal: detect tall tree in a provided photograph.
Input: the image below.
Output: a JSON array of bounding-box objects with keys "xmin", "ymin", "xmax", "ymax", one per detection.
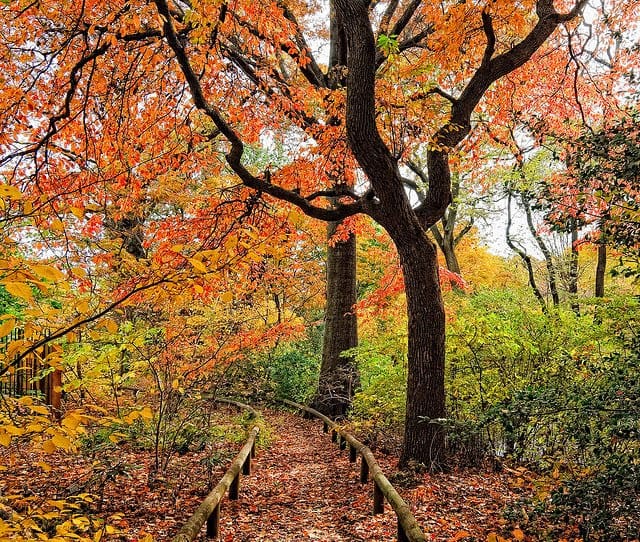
[{"xmin": 0, "ymin": 0, "xmax": 590, "ymax": 468}]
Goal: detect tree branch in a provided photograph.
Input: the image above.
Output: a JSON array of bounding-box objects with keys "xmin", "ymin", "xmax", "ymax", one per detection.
[{"xmin": 153, "ymin": 0, "xmax": 362, "ymax": 222}]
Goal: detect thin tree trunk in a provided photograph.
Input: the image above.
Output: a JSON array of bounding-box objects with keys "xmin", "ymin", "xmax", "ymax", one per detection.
[
  {"xmin": 569, "ymin": 221, "xmax": 580, "ymax": 315},
  {"xmin": 506, "ymin": 191, "xmax": 547, "ymax": 312},
  {"xmin": 595, "ymin": 240, "xmax": 606, "ymax": 298},
  {"xmin": 521, "ymin": 193, "xmax": 560, "ymax": 305},
  {"xmin": 431, "ymin": 223, "xmax": 462, "ymax": 275}
]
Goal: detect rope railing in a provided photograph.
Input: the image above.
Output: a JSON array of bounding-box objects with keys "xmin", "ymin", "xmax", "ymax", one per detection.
[
  {"xmin": 282, "ymin": 399, "xmax": 427, "ymax": 542},
  {"xmin": 172, "ymin": 398, "xmax": 260, "ymax": 542}
]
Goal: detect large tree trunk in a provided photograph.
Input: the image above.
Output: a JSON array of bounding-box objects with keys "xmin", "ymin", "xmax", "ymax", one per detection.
[
  {"xmin": 396, "ymin": 232, "xmax": 446, "ymax": 469},
  {"xmin": 312, "ymin": 1, "xmax": 358, "ymax": 418},
  {"xmin": 313, "ymin": 221, "xmax": 358, "ymax": 418}
]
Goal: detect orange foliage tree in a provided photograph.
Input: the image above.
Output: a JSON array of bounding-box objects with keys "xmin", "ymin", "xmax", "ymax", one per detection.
[{"xmin": 1, "ymin": 0, "xmax": 607, "ymax": 467}]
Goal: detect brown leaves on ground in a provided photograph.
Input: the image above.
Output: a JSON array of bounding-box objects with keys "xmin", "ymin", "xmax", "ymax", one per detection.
[{"xmin": 1, "ymin": 408, "xmax": 532, "ymax": 541}]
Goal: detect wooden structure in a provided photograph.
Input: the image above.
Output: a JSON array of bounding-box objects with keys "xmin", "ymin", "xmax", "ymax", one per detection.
[
  {"xmin": 283, "ymin": 399, "xmax": 427, "ymax": 542},
  {"xmin": 172, "ymin": 398, "xmax": 260, "ymax": 542},
  {"xmin": 0, "ymin": 328, "xmax": 62, "ymax": 412}
]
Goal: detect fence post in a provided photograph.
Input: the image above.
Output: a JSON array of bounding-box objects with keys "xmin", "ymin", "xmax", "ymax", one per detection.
[
  {"xmin": 373, "ymin": 481, "xmax": 384, "ymax": 514},
  {"xmin": 229, "ymin": 472, "xmax": 240, "ymax": 500},
  {"xmin": 206, "ymin": 502, "xmax": 220, "ymax": 538},
  {"xmin": 339, "ymin": 435, "xmax": 347, "ymax": 450},
  {"xmin": 349, "ymin": 444, "xmax": 357, "ymax": 463},
  {"xmin": 331, "ymin": 429, "xmax": 338, "ymax": 443},
  {"xmin": 242, "ymin": 454, "xmax": 251, "ymax": 475},
  {"xmin": 398, "ymin": 518, "xmax": 409, "ymax": 542},
  {"xmin": 360, "ymin": 457, "xmax": 369, "ymax": 483}
]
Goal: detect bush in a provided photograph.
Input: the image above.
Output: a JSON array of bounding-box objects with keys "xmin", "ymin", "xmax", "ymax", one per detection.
[
  {"xmin": 499, "ymin": 305, "xmax": 640, "ymax": 540},
  {"xmin": 266, "ymin": 349, "xmax": 319, "ymax": 403},
  {"xmin": 347, "ymin": 341, "xmax": 406, "ymax": 450}
]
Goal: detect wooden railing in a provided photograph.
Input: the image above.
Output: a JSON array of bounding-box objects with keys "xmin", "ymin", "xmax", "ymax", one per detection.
[
  {"xmin": 283, "ymin": 399, "xmax": 427, "ymax": 542},
  {"xmin": 172, "ymin": 398, "xmax": 260, "ymax": 542}
]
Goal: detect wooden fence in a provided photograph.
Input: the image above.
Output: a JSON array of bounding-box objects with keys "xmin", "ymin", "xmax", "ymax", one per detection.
[
  {"xmin": 172, "ymin": 398, "xmax": 260, "ymax": 542},
  {"xmin": 283, "ymin": 399, "xmax": 427, "ymax": 542},
  {"xmin": 0, "ymin": 328, "xmax": 62, "ymax": 411}
]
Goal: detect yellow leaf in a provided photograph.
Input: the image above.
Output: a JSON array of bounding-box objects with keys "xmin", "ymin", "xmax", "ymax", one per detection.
[
  {"xmin": 188, "ymin": 258, "xmax": 207, "ymax": 273},
  {"xmin": 171, "ymin": 378, "xmax": 180, "ymax": 389},
  {"xmin": 37, "ymin": 461, "xmax": 52, "ymax": 472},
  {"xmin": 139, "ymin": 406, "xmax": 153, "ymax": 420},
  {"xmin": 62, "ymin": 415, "xmax": 81, "ymax": 431},
  {"xmin": 102, "ymin": 318, "xmax": 118, "ymax": 334},
  {"xmin": 69, "ymin": 206, "xmax": 85, "ymax": 219},
  {"xmin": 512, "ymin": 529, "xmax": 525, "ymax": 541},
  {"xmin": 72, "ymin": 266, "xmax": 87, "ymax": 279},
  {"xmin": 0, "ymin": 431, "xmax": 11, "ymax": 447},
  {"xmin": 3, "ymin": 281, "xmax": 33, "ymax": 301},
  {"xmin": 221, "ymin": 291, "xmax": 233, "ymax": 303},
  {"xmin": 27, "ymin": 423, "xmax": 44, "ymax": 433},
  {"xmin": 170, "ymin": 244, "xmax": 184, "ymax": 253},
  {"xmin": 452, "ymin": 530, "xmax": 471, "ymax": 541},
  {"xmin": 29, "ymin": 405, "xmax": 49, "ymax": 415},
  {"xmin": 4, "ymin": 425, "xmax": 26, "ymax": 436},
  {"xmin": 42, "ymin": 439, "xmax": 57, "ymax": 453},
  {"xmin": 49, "ymin": 218, "xmax": 65, "ymax": 232},
  {"xmin": 75, "ymin": 300, "xmax": 90, "ymax": 314},
  {"xmin": 0, "ymin": 317, "xmax": 15, "ymax": 339},
  {"xmin": 31, "ymin": 264, "xmax": 65, "ymax": 283},
  {"xmin": 0, "ymin": 184, "xmax": 22, "ymax": 199},
  {"xmin": 52, "ymin": 433, "xmax": 72, "ymax": 450}
]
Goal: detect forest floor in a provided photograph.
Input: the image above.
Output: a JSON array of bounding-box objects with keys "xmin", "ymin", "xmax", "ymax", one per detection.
[{"xmin": 0, "ymin": 407, "xmax": 534, "ymax": 541}]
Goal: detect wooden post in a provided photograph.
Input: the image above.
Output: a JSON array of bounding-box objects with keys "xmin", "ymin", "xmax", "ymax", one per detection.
[
  {"xmin": 349, "ymin": 444, "xmax": 357, "ymax": 462},
  {"xmin": 251, "ymin": 441, "xmax": 256, "ymax": 458},
  {"xmin": 339, "ymin": 435, "xmax": 347, "ymax": 450},
  {"xmin": 229, "ymin": 472, "xmax": 240, "ymax": 500},
  {"xmin": 323, "ymin": 421, "xmax": 329, "ymax": 433},
  {"xmin": 331, "ymin": 429, "xmax": 338, "ymax": 443},
  {"xmin": 373, "ymin": 481, "xmax": 384, "ymax": 514},
  {"xmin": 242, "ymin": 454, "xmax": 251, "ymax": 475},
  {"xmin": 206, "ymin": 503, "xmax": 220, "ymax": 538},
  {"xmin": 398, "ymin": 518, "xmax": 409, "ymax": 542},
  {"xmin": 360, "ymin": 457, "xmax": 369, "ymax": 483}
]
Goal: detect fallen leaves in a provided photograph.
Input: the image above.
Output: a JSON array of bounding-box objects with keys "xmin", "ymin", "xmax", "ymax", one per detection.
[{"xmin": 1, "ymin": 408, "xmax": 536, "ymax": 541}]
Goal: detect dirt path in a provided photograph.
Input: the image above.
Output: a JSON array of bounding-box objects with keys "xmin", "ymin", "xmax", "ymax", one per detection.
[{"xmin": 216, "ymin": 411, "xmax": 398, "ymax": 542}]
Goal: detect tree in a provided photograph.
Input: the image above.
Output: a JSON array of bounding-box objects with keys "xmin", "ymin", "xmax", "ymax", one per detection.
[{"xmin": 0, "ymin": 0, "xmax": 590, "ymax": 468}]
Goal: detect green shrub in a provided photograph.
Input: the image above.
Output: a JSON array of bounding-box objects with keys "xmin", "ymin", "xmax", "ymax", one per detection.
[{"xmin": 266, "ymin": 349, "xmax": 319, "ymax": 403}]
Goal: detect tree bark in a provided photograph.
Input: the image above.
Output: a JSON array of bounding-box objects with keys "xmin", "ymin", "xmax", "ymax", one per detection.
[
  {"xmin": 506, "ymin": 190, "xmax": 547, "ymax": 312},
  {"xmin": 521, "ymin": 193, "xmax": 560, "ymax": 305},
  {"xmin": 313, "ymin": 222, "xmax": 358, "ymax": 418},
  {"xmin": 312, "ymin": 1, "xmax": 358, "ymax": 418},
  {"xmin": 569, "ymin": 221, "xmax": 580, "ymax": 314},
  {"xmin": 395, "ymin": 232, "xmax": 446, "ymax": 469},
  {"xmin": 595, "ymin": 238, "xmax": 606, "ymax": 298}
]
